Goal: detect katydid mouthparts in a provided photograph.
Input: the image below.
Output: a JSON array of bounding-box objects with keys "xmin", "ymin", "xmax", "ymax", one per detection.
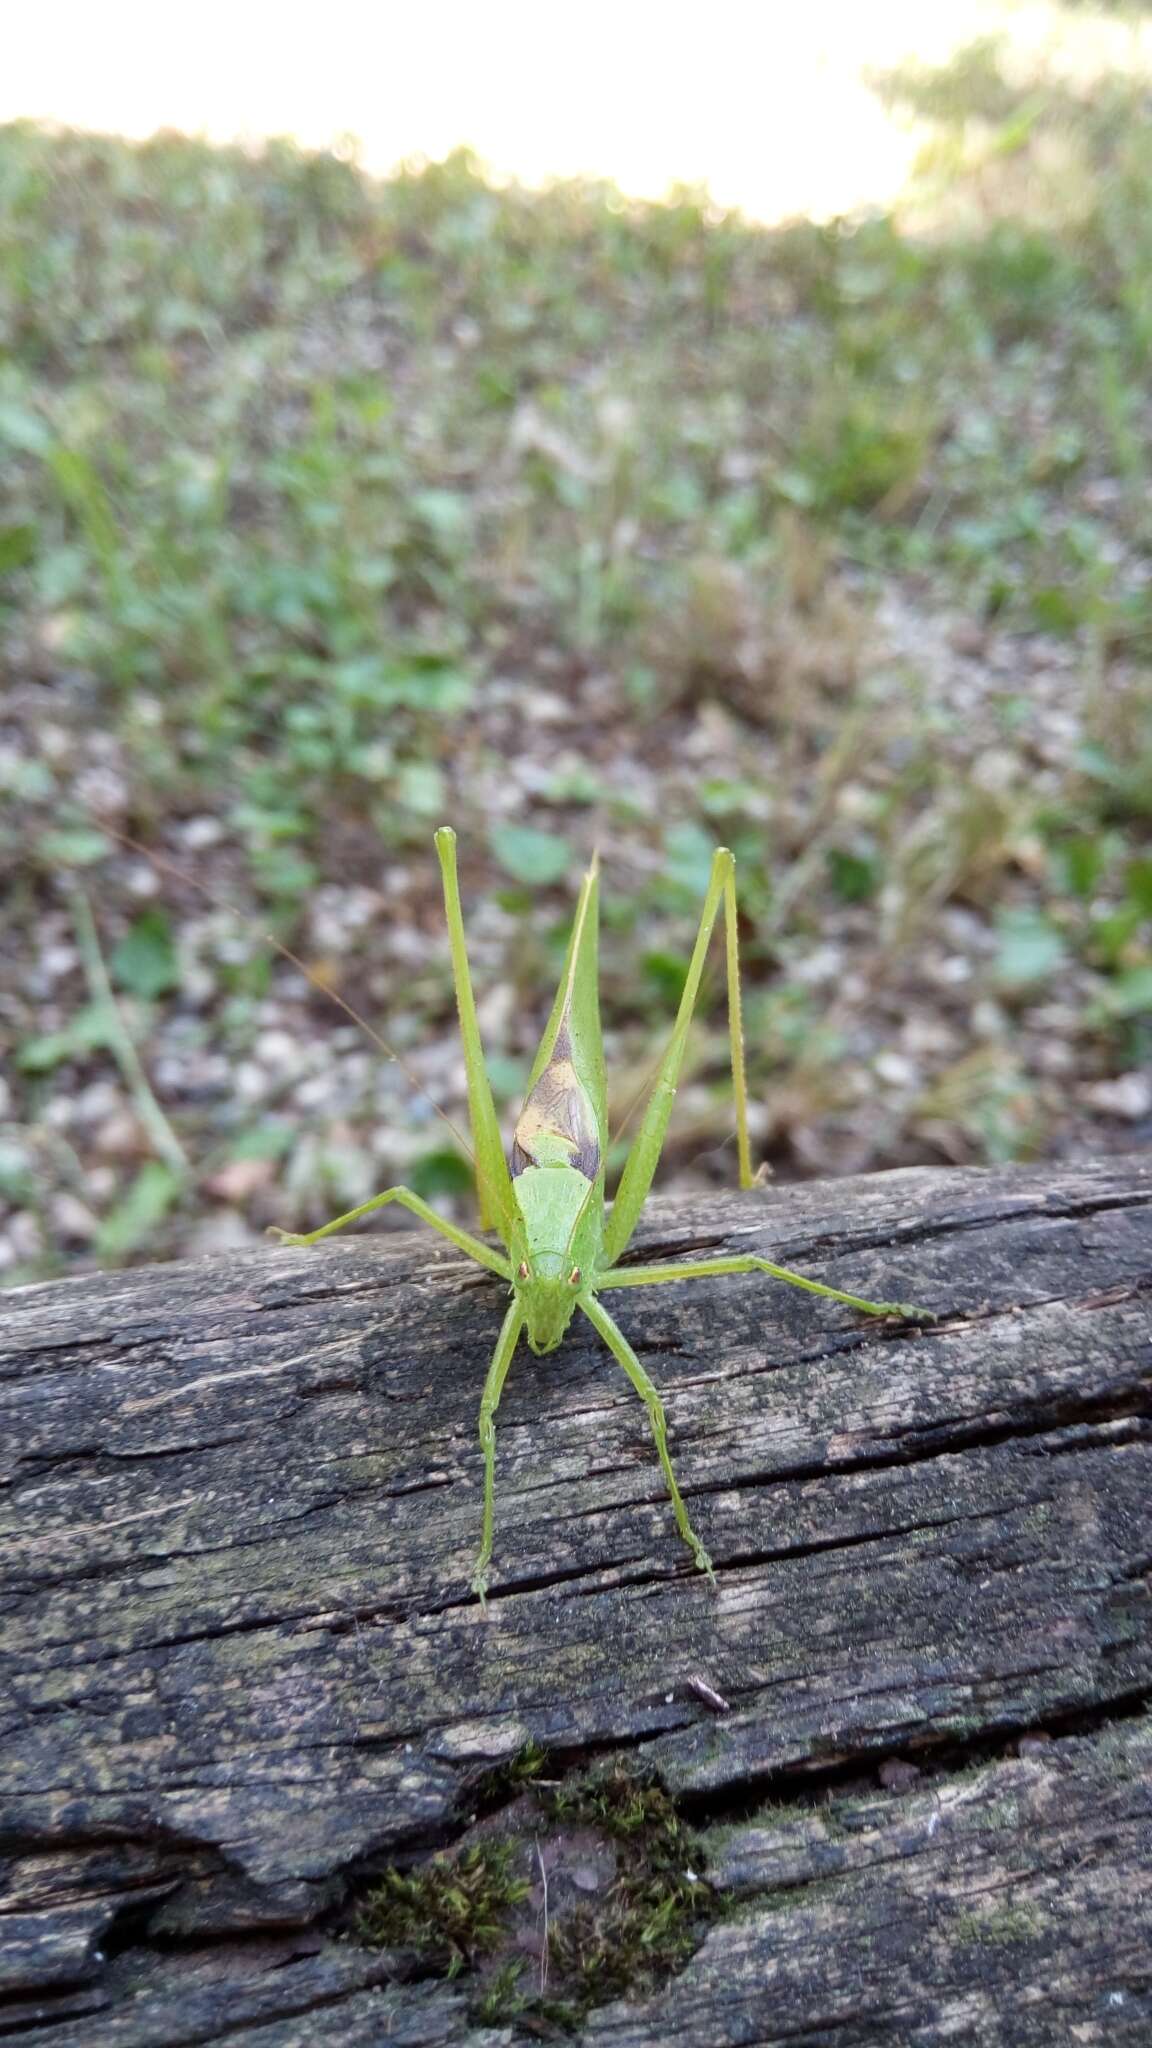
[{"xmin": 271, "ymin": 828, "xmax": 931, "ymax": 1602}]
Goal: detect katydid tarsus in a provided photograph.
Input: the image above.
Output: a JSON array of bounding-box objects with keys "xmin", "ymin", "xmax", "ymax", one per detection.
[{"xmin": 266, "ymin": 827, "xmax": 930, "ymax": 1602}]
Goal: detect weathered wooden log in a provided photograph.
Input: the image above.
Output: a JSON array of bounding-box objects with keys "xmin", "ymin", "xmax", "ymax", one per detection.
[{"xmin": 2, "ymin": 1156, "xmax": 1150, "ymax": 2046}]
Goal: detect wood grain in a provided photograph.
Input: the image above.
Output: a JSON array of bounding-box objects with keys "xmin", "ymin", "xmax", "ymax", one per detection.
[{"xmin": 2, "ymin": 1157, "xmax": 1150, "ymax": 2043}]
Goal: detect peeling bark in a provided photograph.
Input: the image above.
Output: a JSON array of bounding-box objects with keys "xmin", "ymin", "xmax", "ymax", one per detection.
[{"xmin": 2, "ymin": 1157, "xmax": 1150, "ymax": 2043}]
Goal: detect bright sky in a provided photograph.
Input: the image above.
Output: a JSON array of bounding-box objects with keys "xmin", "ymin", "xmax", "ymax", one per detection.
[{"xmin": 3, "ymin": 2, "xmax": 1149, "ymax": 221}]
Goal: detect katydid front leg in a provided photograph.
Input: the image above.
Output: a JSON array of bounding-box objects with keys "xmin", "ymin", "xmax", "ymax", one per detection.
[
  {"xmin": 472, "ymin": 1301, "xmax": 525, "ymax": 1604},
  {"xmin": 269, "ymin": 1184, "xmax": 511, "ymax": 1278}
]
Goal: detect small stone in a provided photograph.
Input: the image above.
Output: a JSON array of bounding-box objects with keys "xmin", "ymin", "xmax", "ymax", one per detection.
[
  {"xmin": 181, "ymin": 816, "xmax": 227, "ymax": 851},
  {"xmin": 1017, "ymin": 1734, "xmax": 1053, "ymax": 1759},
  {"xmin": 792, "ymin": 944, "xmax": 843, "ymax": 989},
  {"xmin": 233, "ymin": 1061, "xmax": 273, "ymax": 1105},
  {"xmin": 124, "ymin": 860, "xmax": 160, "ymax": 899},
  {"xmin": 74, "ymin": 1080, "xmax": 124, "ymax": 1127},
  {"xmin": 949, "ymin": 619, "xmax": 987, "ymax": 657},
  {"xmin": 874, "ymin": 1051, "xmax": 919, "ymax": 1089},
  {"xmin": 181, "ymin": 967, "xmax": 218, "ymax": 1007},
  {"xmin": 38, "ymin": 724, "xmax": 74, "ymax": 764},
  {"xmin": 39, "ymin": 943, "xmax": 80, "ymax": 983},
  {"xmin": 476, "ymin": 982, "xmax": 514, "ymax": 1041},
  {"xmin": 1034, "ymin": 1039, "xmax": 1077, "ymax": 1078},
  {"xmin": 185, "ymin": 1211, "xmax": 263, "ymax": 1255},
  {"xmin": 75, "ymin": 766, "xmax": 129, "ymax": 817},
  {"xmin": 6, "ymin": 1211, "xmax": 44, "ymax": 1261},
  {"xmin": 878, "ymin": 1759, "xmax": 922, "ymax": 1793},
  {"xmin": 295, "ymin": 1073, "xmax": 339, "ymax": 1112},
  {"xmin": 93, "ymin": 1112, "xmax": 146, "ymax": 1160},
  {"xmin": 254, "ymin": 1029, "xmax": 305, "ymax": 1074},
  {"xmin": 901, "ymin": 1017, "xmax": 959, "ymax": 1058},
  {"xmin": 51, "ymin": 1193, "xmax": 100, "ymax": 1243},
  {"xmin": 205, "ymin": 1157, "xmax": 277, "ymax": 1203},
  {"xmin": 1084, "ymin": 1072, "xmax": 1152, "ymax": 1121},
  {"xmin": 971, "ymin": 748, "xmax": 1020, "ymax": 793},
  {"xmin": 971, "ymin": 1000, "xmax": 1007, "ymax": 1041},
  {"xmin": 39, "ymin": 1096, "xmax": 74, "ymax": 1131}
]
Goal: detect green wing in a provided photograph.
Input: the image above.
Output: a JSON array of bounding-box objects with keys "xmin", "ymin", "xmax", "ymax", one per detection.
[{"xmin": 512, "ymin": 854, "xmax": 606, "ymax": 1176}]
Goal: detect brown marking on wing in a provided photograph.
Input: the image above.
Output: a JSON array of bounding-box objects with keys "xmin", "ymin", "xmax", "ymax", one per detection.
[{"xmin": 511, "ymin": 1049, "xmax": 601, "ymax": 1179}]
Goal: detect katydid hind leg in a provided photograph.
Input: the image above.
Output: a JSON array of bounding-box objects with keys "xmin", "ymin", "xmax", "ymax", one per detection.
[
  {"xmin": 721, "ymin": 852, "xmax": 755, "ymax": 1192},
  {"xmin": 604, "ymin": 847, "xmax": 757, "ymax": 1269},
  {"xmin": 580, "ymin": 1293, "xmax": 714, "ymax": 1582},
  {"xmin": 434, "ymin": 827, "xmax": 516, "ymax": 1240}
]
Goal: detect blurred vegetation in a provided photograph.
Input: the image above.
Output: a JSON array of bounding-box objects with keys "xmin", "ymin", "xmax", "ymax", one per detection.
[{"xmin": 2, "ymin": 18, "xmax": 1151, "ymax": 1279}]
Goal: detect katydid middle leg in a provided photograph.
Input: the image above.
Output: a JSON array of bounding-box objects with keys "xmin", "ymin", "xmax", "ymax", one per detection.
[{"xmin": 596, "ymin": 1255, "xmax": 931, "ymax": 1322}]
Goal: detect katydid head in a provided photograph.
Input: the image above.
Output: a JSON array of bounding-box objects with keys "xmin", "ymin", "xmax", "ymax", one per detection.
[{"xmin": 515, "ymin": 1260, "xmax": 585, "ymax": 1354}]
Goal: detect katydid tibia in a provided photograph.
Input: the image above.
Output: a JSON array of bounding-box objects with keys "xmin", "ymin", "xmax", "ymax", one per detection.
[{"xmin": 270, "ymin": 828, "xmax": 930, "ymax": 1602}]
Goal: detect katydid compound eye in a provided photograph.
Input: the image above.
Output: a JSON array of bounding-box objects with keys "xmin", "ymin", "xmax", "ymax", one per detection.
[
  {"xmin": 517, "ymin": 1260, "xmax": 530, "ymax": 1281},
  {"xmin": 568, "ymin": 1267, "xmax": 581, "ymax": 1286}
]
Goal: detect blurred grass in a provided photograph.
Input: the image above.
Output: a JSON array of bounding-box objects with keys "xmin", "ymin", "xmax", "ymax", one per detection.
[{"xmin": 2, "ymin": 22, "xmax": 1151, "ymax": 1278}]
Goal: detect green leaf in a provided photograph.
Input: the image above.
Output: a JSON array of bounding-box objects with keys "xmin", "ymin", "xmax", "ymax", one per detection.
[
  {"xmin": 404, "ymin": 662, "xmax": 473, "ymax": 715},
  {"xmin": 408, "ymin": 1147, "xmax": 476, "ymax": 1201},
  {"xmin": 0, "ymin": 1139, "xmax": 34, "ymax": 1202},
  {"xmin": 1030, "ymin": 585, "xmax": 1088, "ymax": 634},
  {"xmin": 827, "ymin": 846, "xmax": 880, "ymax": 904},
  {"xmin": 663, "ymin": 821, "xmax": 715, "ymax": 900},
  {"xmin": 396, "ymin": 760, "xmax": 446, "ymax": 815},
  {"xmin": 1091, "ymin": 964, "xmax": 1152, "ymax": 1022},
  {"xmin": 483, "ymin": 1053, "xmax": 530, "ymax": 1103},
  {"xmin": 0, "ymin": 522, "xmax": 37, "ymax": 574},
  {"xmin": 1124, "ymin": 858, "xmax": 1152, "ymax": 918},
  {"xmin": 111, "ymin": 910, "xmax": 180, "ymax": 1000},
  {"xmin": 0, "ymin": 757, "xmax": 55, "ymax": 801},
  {"xmin": 330, "ymin": 655, "xmax": 472, "ymax": 715},
  {"xmin": 489, "ymin": 823, "xmax": 572, "ymax": 887},
  {"xmin": 412, "ymin": 488, "xmax": 470, "ymax": 541},
  {"xmin": 18, "ymin": 1004, "xmax": 112, "ymax": 1073},
  {"xmin": 249, "ymin": 848, "xmax": 318, "ymax": 899},
  {"xmin": 1049, "ymin": 833, "xmax": 1106, "ymax": 901},
  {"xmin": 993, "ymin": 908, "xmax": 1068, "ymax": 990},
  {"xmin": 38, "ymin": 826, "xmax": 111, "ymax": 866},
  {"xmin": 0, "ymin": 401, "xmax": 51, "ymax": 454},
  {"xmin": 643, "ymin": 950, "xmax": 690, "ymax": 1004},
  {"xmin": 96, "ymin": 1162, "xmax": 184, "ymax": 1259},
  {"xmin": 227, "ymin": 1119, "xmax": 297, "ymax": 1163},
  {"xmin": 47, "ymin": 445, "xmax": 120, "ymax": 573},
  {"xmin": 1090, "ymin": 904, "xmax": 1144, "ymax": 969}
]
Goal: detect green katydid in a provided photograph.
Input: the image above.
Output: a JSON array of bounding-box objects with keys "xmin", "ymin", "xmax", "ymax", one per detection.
[{"xmin": 270, "ymin": 827, "xmax": 928, "ymax": 1601}]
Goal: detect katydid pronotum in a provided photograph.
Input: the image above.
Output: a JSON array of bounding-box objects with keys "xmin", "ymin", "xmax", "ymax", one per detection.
[{"xmin": 269, "ymin": 828, "xmax": 929, "ymax": 1601}]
